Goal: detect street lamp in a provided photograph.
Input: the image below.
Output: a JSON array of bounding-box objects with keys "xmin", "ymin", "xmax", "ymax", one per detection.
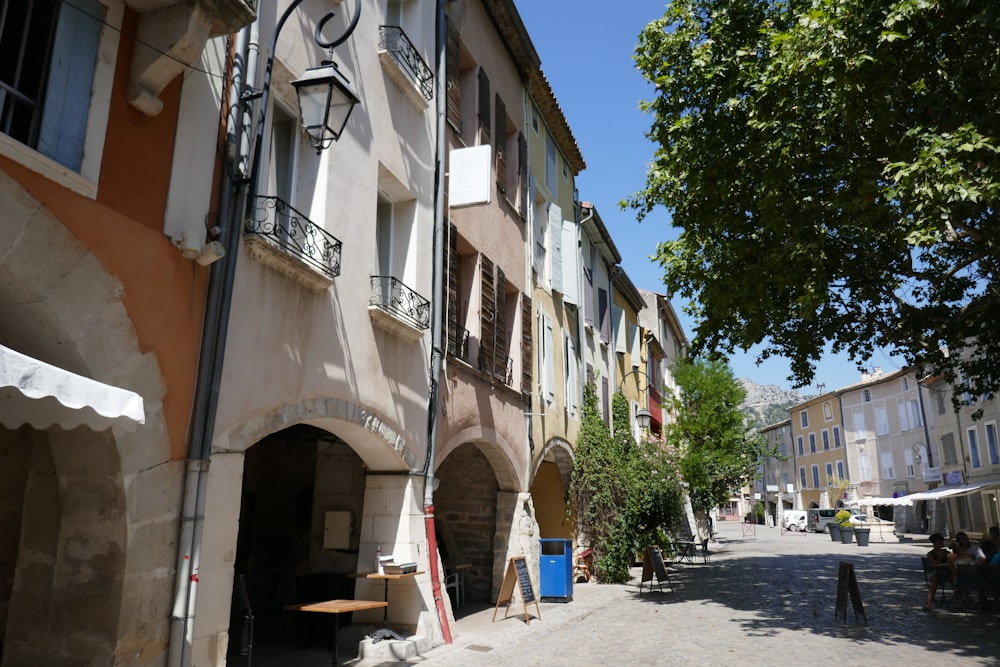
[
  {"xmin": 246, "ymin": 0, "xmax": 361, "ymax": 198},
  {"xmin": 292, "ymin": 61, "xmax": 360, "ymax": 153}
]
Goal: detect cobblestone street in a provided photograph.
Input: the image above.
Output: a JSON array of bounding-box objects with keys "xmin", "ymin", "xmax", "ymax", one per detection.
[{"xmin": 356, "ymin": 520, "xmax": 998, "ymax": 667}]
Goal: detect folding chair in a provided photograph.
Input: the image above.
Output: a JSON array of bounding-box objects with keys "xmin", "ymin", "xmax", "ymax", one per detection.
[
  {"xmin": 952, "ymin": 561, "xmax": 982, "ymax": 613},
  {"xmin": 921, "ymin": 556, "xmax": 950, "ymax": 609},
  {"xmin": 698, "ymin": 538, "xmax": 711, "ymax": 564}
]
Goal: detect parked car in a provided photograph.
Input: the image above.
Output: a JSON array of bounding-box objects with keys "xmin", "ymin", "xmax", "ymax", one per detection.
[
  {"xmin": 782, "ymin": 510, "xmax": 808, "ymax": 531},
  {"xmin": 847, "ymin": 514, "xmax": 893, "ymax": 526}
]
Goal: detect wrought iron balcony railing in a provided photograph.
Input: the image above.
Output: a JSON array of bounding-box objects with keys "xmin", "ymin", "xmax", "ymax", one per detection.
[
  {"xmin": 370, "ymin": 276, "xmax": 431, "ymax": 331},
  {"xmin": 245, "ymin": 195, "xmax": 342, "ymax": 281},
  {"xmin": 378, "ymin": 25, "xmax": 434, "ymax": 102}
]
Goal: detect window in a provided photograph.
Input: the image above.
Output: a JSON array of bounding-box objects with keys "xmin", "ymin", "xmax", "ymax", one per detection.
[
  {"xmin": 825, "ymin": 462, "xmax": 834, "ymax": 486},
  {"xmin": 880, "ymin": 452, "xmax": 895, "ymax": 479},
  {"xmin": 852, "ymin": 408, "xmax": 865, "ymax": 440},
  {"xmin": 874, "ymin": 404, "xmax": 889, "ymax": 436},
  {"xmin": 897, "ymin": 400, "xmax": 909, "ymax": 432},
  {"xmin": 799, "ymin": 410, "xmax": 809, "ymax": 428},
  {"xmin": 833, "ymin": 425, "xmax": 841, "ymax": 448},
  {"xmin": 539, "ymin": 310, "xmax": 554, "ymax": 404},
  {"xmin": 905, "ymin": 449, "xmax": 915, "ymax": 477},
  {"xmin": 941, "ymin": 432, "xmax": 958, "ymax": 466},
  {"xmin": 909, "ymin": 399, "xmax": 923, "ymax": 428},
  {"xmin": 987, "ymin": 422, "xmax": 1000, "ymax": 466},
  {"xmin": 544, "ymin": 132, "xmax": 558, "ymax": 194},
  {"xmin": 808, "ymin": 433, "xmax": 816, "ymax": 453},
  {"xmin": 968, "ymin": 427, "xmax": 982, "ymax": 468},
  {"xmin": 563, "ymin": 331, "xmax": 579, "ymax": 416},
  {"xmin": 811, "ymin": 465, "xmax": 820, "ymax": 488},
  {"xmin": 799, "ymin": 467, "xmax": 807, "ymax": 488},
  {"xmin": 935, "ymin": 389, "xmax": 947, "ymax": 415},
  {"xmin": 858, "ymin": 455, "xmax": 872, "ymax": 482},
  {"xmin": 0, "ymin": 0, "xmax": 102, "ymax": 172},
  {"xmin": 446, "ymin": 225, "xmax": 522, "ymax": 388},
  {"xmin": 863, "ymin": 389, "xmax": 872, "ymax": 402},
  {"xmin": 597, "ymin": 287, "xmax": 610, "ymax": 345},
  {"xmin": 821, "ymin": 429, "xmax": 830, "ymax": 450},
  {"xmin": 797, "ymin": 435, "xmax": 804, "ymax": 456},
  {"xmin": 836, "ymin": 460, "xmax": 845, "ymax": 480}
]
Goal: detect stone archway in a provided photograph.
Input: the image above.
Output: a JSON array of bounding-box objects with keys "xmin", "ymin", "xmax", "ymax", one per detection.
[
  {"xmin": 0, "ymin": 172, "xmax": 172, "ymax": 664},
  {"xmin": 529, "ymin": 438, "xmax": 574, "ymax": 540}
]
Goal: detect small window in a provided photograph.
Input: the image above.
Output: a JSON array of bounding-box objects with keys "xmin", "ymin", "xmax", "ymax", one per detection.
[
  {"xmin": 968, "ymin": 427, "xmax": 982, "ymax": 468},
  {"xmin": 825, "ymin": 462, "xmax": 834, "ymax": 486},
  {"xmin": 799, "ymin": 467, "xmax": 808, "ymax": 488},
  {"xmin": 833, "ymin": 425, "xmax": 842, "ymax": 448},
  {"xmin": 863, "ymin": 389, "xmax": 872, "ymax": 402},
  {"xmin": 811, "ymin": 465, "xmax": 820, "ymax": 488},
  {"xmin": 797, "ymin": 435, "xmax": 804, "ymax": 456},
  {"xmin": 808, "ymin": 433, "xmax": 816, "ymax": 453},
  {"xmin": 821, "ymin": 429, "xmax": 830, "ymax": 450},
  {"xmin": 799, "ymin": 411, "xmax": 809, "ymax": 428}
]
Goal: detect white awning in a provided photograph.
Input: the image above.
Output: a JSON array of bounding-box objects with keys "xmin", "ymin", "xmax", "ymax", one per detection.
[
  {"xmin": 844, "ymin": 496, "xmax": 913, "ymax": 508},
  {"xmin": 0, "ymin": 344, "xmax": 145, "ymax": 432},
  {"xmin": 906, "ymin": 480, "xmax": 1000, "ymax": 501}
]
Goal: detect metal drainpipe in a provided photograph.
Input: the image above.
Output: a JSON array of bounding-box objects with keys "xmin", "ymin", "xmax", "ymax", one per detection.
[
  {"xmin": 421, "ymin": 0, "xmax": 452, "ymax": 645},
  {"xmin": 167, "ymin": 20, "xmax": 256, "ymax": 667},
  {"xmin": 577, "ymin": 204, "xmax": 593, "ymax": 398}
]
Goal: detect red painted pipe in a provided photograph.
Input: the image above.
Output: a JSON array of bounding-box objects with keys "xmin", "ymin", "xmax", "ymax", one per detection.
[{"xmin": 424, "ymin": 504, "xmax": 453, "ymax": 644}]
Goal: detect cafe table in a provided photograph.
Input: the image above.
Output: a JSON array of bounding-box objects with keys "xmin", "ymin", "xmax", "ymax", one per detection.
[
  {"xmin": 350, "ymin": 571, "xmax": 424, "ymax": 642},
  {"xmin": 284, "ymin": 598, "xmax": 387, "ymax": 666}
]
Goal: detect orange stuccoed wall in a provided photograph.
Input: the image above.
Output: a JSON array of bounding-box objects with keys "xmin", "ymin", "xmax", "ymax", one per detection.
[{"xmin": 1, "ymin": 7, "xmax": 216, "ymax": 462}]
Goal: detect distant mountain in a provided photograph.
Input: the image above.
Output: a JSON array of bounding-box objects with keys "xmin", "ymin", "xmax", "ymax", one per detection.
[{"xmin": 738, "ymin": 379, "xmax": 811, "ymax": 429}]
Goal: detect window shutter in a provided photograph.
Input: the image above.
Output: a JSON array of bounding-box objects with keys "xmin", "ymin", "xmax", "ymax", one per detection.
[
  {"xmin": 479, "ymin": 255, "xmax": 496, "ymax": 375},
  {"xmin": 630, "ymin": 324, "xmax": 640, "ymax": 366},
  {"xmin": 493, "ymin": 267, "xmax": 508, "ymax": 382},
  {"xmin": 561, "ymin": 220, "xmax": 579, "ymax": 305},
  {"xmin": 521, "ymin": 294, "xmax": 532, "ymax": 397},
  {"xmin": 542, "ymin": 312, "xmax": 555, "ymax": 404},
  {"xmin": 613, "ymin": 307, "xmax": 625, "ymax": 353},
  {"xmin": 446, "ymin": 222, "xmax": 459, "ymax": 356},
  {"xmin": 477, "ymin": 68, "xmax": 490, "ymax": 141},
  {"xmin": 445, "ymin": 19, "xmax": 460, "ymax": 130},
  {"xmin": 601, "ymin": 376, "xmax": 609, "ymax": 424},
  {"xmin": 517, "ymin": 132, "xmax": 528, "ymax": 219},
  {"xmin": 495, "ymin": 95, "xmax": 506, "ymax": 193},
  {"xmin": 583, "ymin": 265, "xmax": 594, "ymax": 327},
  {"xmin": 533, "ymin": 203, "xmax": 546, "ymax": 280},
  {"xmin": 549, "ymin": 203, "xmax": 563, "ymax": 294}
]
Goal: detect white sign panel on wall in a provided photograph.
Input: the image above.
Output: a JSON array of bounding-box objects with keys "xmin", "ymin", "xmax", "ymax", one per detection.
[{"xmin": 449, "ymin": 145, "xmax": 492, "ymax": 207}]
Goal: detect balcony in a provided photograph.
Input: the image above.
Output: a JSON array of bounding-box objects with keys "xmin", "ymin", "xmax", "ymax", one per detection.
[
  {"xmin": 244, "ymin": 196, "xmax": 342, "ymax": 291},
  {"xmin": 369, "ymin": 276, "xmax": 430, "ymax": 340},
  {"xmin": 378, "ymin": 25, "xmax": 434, "ymax": 109}
]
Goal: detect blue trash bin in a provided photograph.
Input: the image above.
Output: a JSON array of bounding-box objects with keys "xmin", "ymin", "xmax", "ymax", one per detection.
[{"xmin": 539, "ymin": 538, "xmax": 573, "ymax": 601}]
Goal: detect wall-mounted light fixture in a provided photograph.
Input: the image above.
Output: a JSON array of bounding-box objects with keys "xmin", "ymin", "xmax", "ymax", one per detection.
[
  {"xmin": 245, "ymin": 0, "xmax": 361, "ymax": 199},
  {"xmin": 292, "ymin": 60, "xmax": 360, "ymax": 153},
  {"xmin": 619, "ymin": 368, "xmax": 654, "ymax": 433},
  {"xmin": 912, "ymin": 443, "xmax": 924, "ymax": 465}
]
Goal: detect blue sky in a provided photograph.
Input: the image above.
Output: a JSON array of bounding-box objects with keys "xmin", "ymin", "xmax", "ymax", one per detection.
[{"xmin": 513, "ymin": 1, "xmax": 902, "ymax": 392}]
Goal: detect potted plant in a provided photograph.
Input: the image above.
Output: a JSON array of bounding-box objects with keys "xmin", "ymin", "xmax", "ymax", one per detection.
[
  {"xmin": 835, "ymin": 509, "xmax": 854, "ymax": 544},
  {"xmin": 828, "ymin": 521, "xmax": 841, "ymax": 541}
]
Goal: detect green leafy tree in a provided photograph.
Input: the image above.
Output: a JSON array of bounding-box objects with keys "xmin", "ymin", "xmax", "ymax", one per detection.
[
  {"xmin": 665, "ymin": 357, "xmax": 767, "ymax": 512},
  {"xmin": 569, "ymin": 384, "xmax": 685, "ymax": 583},
  {"xmin": 628, "ymin": 0, "xmax": 1000, "ymax": 399}
]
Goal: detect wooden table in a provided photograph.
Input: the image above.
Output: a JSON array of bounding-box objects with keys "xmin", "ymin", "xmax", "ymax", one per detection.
[
  {"xmin": 284, "ymin": 598, "xmax": 387, "ymax": 666},
  {"xmin": 350, "ymin": 571, "xmax": 424, "ymax": 642}
]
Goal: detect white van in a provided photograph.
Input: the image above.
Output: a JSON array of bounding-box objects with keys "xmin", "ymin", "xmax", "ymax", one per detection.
[{"xmin": 782, "ymin": 510, "xmax": 807, "ymax": 531}]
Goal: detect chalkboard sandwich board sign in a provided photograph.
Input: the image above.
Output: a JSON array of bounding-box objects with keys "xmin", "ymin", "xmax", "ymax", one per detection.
[
  {"xmin": 639, "ymin": 546, "xmax": 671, "ymax": 594},
  {"xmin": 492, "ymin": 556, "xmax": 541, "ymax": 624}
]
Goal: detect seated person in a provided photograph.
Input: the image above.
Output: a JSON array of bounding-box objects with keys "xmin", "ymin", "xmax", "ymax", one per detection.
[
  {"xmin": 980, "ymin": 526, "xmax": 999, "ymax": 560},
  {"xmin": 924, "ymin": 533, "xmax": 951, "ymax": 610}
]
